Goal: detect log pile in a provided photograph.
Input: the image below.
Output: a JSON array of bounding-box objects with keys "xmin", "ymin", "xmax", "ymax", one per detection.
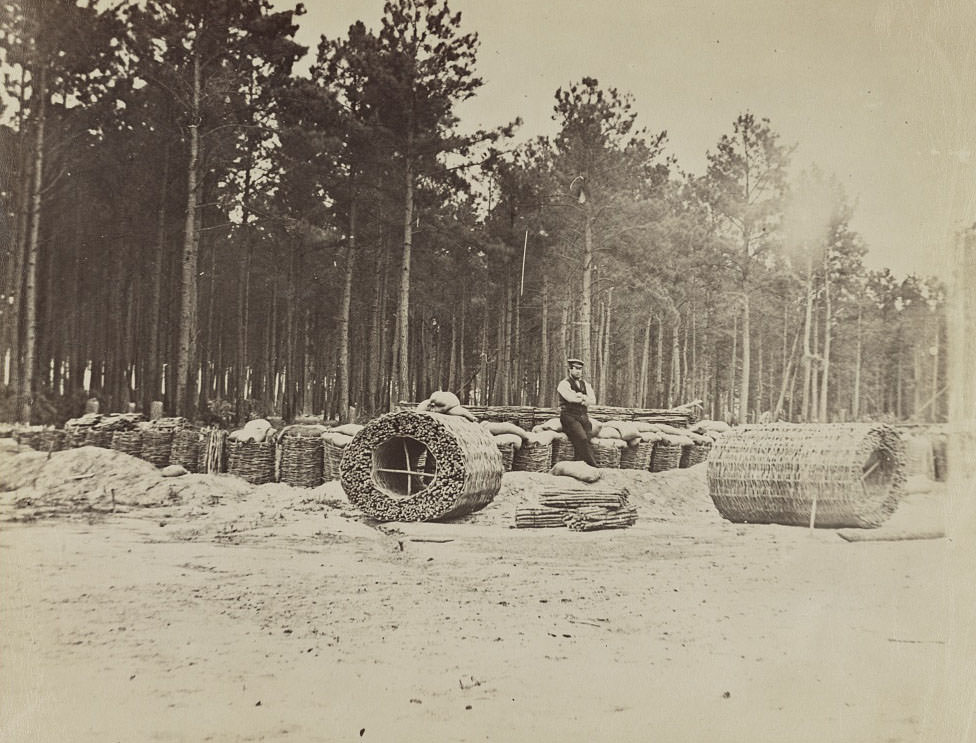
[
  {"xmin": 399, "ymin": 402, "xmax": 694, "ymax": 428},
  {"xmin": 340, "ymin": 410, "xmax": 502, "ymax": 522}
]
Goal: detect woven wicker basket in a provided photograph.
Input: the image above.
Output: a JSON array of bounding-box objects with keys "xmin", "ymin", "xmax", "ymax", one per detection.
[
  {"xmin": 226, "ymin": 438, "xmax": 276, "ymax": 485},
  {"xmin": 707, "ymin": 423, "xmax": 906, "ymax": 528},
  {"xmin": 64, "ymin": 430, "xmax": 87, "ymax": 448},
  {"xmin": 340, "ymin": 411, "xmax": 502, "ymax": 522},
  {"xmin": 171, "ymin": 428, "xmax": 205, "ymax": 473},
  {"xmin": 689, "ymin": 442, "xmax": 712, "ymax": 466},
  {"xmin": 280, "ymin": 433, "xmax": 324, "ymax": 488},
  {"xmin": 140, "ymin": 429, "xmax": 174, "ymax": 468},
  {"xmin": 512, "ymin": 440, "xmax": 552, "ymax": 472},
  {"xmin": 496, "ymin": 441, "xmax": 515, "ymax": 472},
  {"xmin": 592, "ymin": 443, "xmax": 621, "ymax": 469},
  {"xmin": 37, "ymin": 429, "xmax": 67, "ymax": 453},
  {"xmin": 322, "ymin": 439, "xmax": 344, "ymax": 481},
  {"xmin": 111, "ymin": 430, "xmax": 143, "ymax": 457},
  {"xmin": 84, "ymin": 429, "xmax": 113, "ymax": 449},
  {"xmin": 18, "ymin": 430, "xmax": 43, "ymax": 449},
  {"xmin": 619, "ymin": 440, "xmax": 654, "ymax": 470},
  {"xmin": 650, "ymin": 442, "xmax": 683, "ymax": 472},
  {"xmin": 551, "ymin": 437, "xmax": 577, "ymax": 466}
]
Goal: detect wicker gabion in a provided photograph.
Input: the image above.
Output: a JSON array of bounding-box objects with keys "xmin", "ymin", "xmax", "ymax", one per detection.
[
  {"xmin": 339, "ymin": 410, "xmax": 502, "ymax": 522},
  {"xmin": 111, "ymin": 430, "xmax": 143, "ymax": 457},
  {"xmin": 707, "ymin": 423, "xmax": 907, "ymax": 528},
  {"xmin": 496, "ymin": 441, "xmax": 515, "ymax": 472},
  {"xmin": 280, "ymin": 433, "xmax": 324, "ymax": 488},
  {"xmin": 512, "ymin": 439, "xmax": 553, "ymax": 472},
  {"xmin": 619, "ymin": 440, "xmax": 655, "ymax": 470},
  {"xmin": 551, "ymin": 437, "xmax": 577, "ymax": 466},
  {"xmin": 171, "ymin": 428, "xmax": 205, "ymax": 473},
  {"xmin": 592, "ymin": 442, "xmax": 622, "ymax": 469},
  {"xmin": 140, "ymin": 429, "xmax": 174, "ymax": 467},
  {"xmin": 650, "ymin": 441, "xmax": 683, "ymax": 472},
  {"xmin": 226, "ymin": 438, "xmax": 276, "ymax": 485}
]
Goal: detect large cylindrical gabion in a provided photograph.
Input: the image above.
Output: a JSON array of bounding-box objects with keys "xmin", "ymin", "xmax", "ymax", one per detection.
[
  {"xmin": 339, "ymin": 411, "xmax": 503, "ymax": 522},
  {"xmin": 707, "ymin": 423, "xmax": 906, "ymax": 528}
]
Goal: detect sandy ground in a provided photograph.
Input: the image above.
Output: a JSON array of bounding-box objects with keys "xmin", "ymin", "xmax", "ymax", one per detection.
[{"xmin": 0, "ymin": 441, "xmax": 972, "ymax": 743}]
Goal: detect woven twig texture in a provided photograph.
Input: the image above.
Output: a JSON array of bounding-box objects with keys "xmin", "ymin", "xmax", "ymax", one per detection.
[
  {"xmin": 707, "ymin": 423, "xmax": 906, "ymax": 528},
  {"xmin": 340, "ymin": 411, "xmax": 502, "ymax": 522}
]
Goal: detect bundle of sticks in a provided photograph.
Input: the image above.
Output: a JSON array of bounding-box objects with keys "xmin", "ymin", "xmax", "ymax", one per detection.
[
  {"xmin": 514, "ymin": 486, "xmax": 637, "ymax": 532},
  {"xmin": 564, "ymin": 504, "xmax": 639, "ymax": 531}
]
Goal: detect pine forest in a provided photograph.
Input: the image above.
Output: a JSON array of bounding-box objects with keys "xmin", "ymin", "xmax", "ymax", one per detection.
[{"xmin": 0, "ymin": 0, "xmax": 949, "ymax": 428}]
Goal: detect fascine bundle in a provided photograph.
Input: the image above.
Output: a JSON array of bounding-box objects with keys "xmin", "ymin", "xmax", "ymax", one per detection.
[{"xmin": 514, "ymin": 485, "xmax": 637, "ymax": 531}]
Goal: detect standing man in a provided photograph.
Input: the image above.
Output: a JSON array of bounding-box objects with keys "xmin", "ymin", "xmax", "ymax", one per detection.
[{"xmin": 557, "ymin": 357, "xmax": 597, "ymax": 466}]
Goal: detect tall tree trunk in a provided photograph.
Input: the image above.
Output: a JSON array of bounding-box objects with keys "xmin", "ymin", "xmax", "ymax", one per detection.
[
  {"xmin": 773, "ymin": 324, "xmax": 802, "ymax": 421},
  {"xmin": 539, "ymin": 274, "xmax": 549, "ymax": 406},
  {"xmin": 176, "ymin": 45, "xmax": 201, "ymax": 418},
  {"xmin": 580, "ymin": 204, "xmax": 593, "ymax": 365},
  {"xmin": 20, "ymin": 65, "xmax": 46, "ymax": 423},
  {"xmin": 235, "ymin": 170, "xmax": 255, "ymax": 421},
  {"xmin": 394, "ymin": 139, "xmax": 414, "ymax": 407},
  {"xmin": 338, "ymin": 198, "xmax": 356, "ymax": 421},
  {"xmin": 639, "ymin": 314, "xmax": 651, "ymax": 408},
  {"xmin": 739, "ymin": 294, "xmax": 751, "ymax": 422},
  {"xmin": 800, "ymin": 252, "xmax": 815, "ymax": 421},
  {"xmin": 655, "ymin": 317, "xmax": 664, "ymax": 408},
  {"xmin": 818, "ymin": 256, "xmax": 832, "ymax": 422},
  {"xmin": 146, "ymin": 143, "xmax": 169, "ymax": 413},
  {"xmin": 729, "ymin": 313, "xmax": 737, "ymax": 420},
  {"xmin": 852, "ymin": 306, "xmax": 862, "ymax": 419},
  {"xmin": 447, "ymin": 307, "xmax": 457, "ymax": 392}
]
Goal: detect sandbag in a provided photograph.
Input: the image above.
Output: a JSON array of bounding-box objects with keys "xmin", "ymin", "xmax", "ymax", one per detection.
[
  {"xmin": 493, "ymin": 432, "xmax": 524, "ymax": 450},
  {"xmin": 331, "ymin": 423, "xmax": 364, "ymax": 437},
  {"xmin": 446, "ymin": 405, "xmax": 478, "ymax": 422},
  {"xmin": 549, "ymin": 459, "xmax": 602, "ymax": 483},
  {"xmin": 596, "ymin": 426, "xmax": 622, "ymax": 439},
  {"xmin": 482, "ymin": 421, "xmax": 529, "ymax": 438}
]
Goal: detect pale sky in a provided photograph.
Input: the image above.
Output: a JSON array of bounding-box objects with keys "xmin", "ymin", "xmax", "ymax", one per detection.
[{"xmin": 288, "ymin": 0, "xmax": 976, "ymax": 280}]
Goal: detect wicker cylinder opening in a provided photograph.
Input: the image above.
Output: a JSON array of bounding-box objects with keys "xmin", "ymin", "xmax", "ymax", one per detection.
[
  {"xmin": 340, "ymin": 411, "xmax": 502, "ymax": 522},
  {"xmin": 111, "ymin": 430, "xmax": 143, "ymax": 457},
  {"xmin": 226, "ymin": 439, "xmax": 276, "ymax": 485},
  {"xmin": 650, "ymin": 442, "xmax": 682, "ymax": 472},
  {"xmin": 280, "ymin": 434, "xmax": 324, "ymax": 488},
  {"xmin": 706, "ymin": 423, "xmax": 906, "ymax": 528},
  {"xmin": 171, "ymin": 429, "xmax": 205, "ymax": 473},
  {"xmin": 619, "ymin": 440, "xmax": 655, "ymax": 470},
  {"xmin": 513, "ymin": 440, "xmax": 552, "ymax": 472}
]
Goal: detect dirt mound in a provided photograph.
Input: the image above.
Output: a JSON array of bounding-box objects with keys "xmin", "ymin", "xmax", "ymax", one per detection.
[{"xmin": 457, "ymin": 463, "xmax": 720, "ymax": 528}]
